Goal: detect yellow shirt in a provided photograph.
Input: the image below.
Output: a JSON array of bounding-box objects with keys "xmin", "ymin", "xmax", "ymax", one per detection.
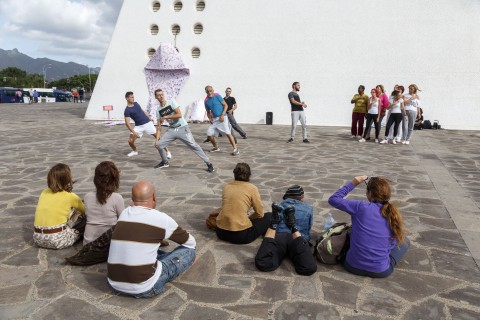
[
  {"xmin": 216, "ymin": 181, "xmax": 264, "ymax": 231},
  {"xmin": 34, "ymin": 188, "xmax": 85, "ymax": 227},
  {"xmin": 352, "ymin": 94, "xmax": 369, "ymax": 113}
]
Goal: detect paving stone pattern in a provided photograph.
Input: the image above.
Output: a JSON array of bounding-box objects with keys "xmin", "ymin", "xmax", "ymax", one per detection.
[{"xmin": 0, "ymin": 103, "xmax": 479, "ymax": 319}]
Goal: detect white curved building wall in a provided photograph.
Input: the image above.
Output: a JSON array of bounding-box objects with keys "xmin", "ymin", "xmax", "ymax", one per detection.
[{"xmin": 86, "ymin": 0, "xmax": 480, "ymax": 130}]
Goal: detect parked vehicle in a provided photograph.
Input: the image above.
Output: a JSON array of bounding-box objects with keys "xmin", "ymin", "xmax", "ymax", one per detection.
[
  {"xmin": 54, "ymin": 89, "xmax": 73, "ymax": 102},
  {"xmin": 22, "ymin": 88, "xmax": 56, "ymax": 103},
  {"xmin": 0, "ymin": 87, "xmax": 19, "ymax": 103}
]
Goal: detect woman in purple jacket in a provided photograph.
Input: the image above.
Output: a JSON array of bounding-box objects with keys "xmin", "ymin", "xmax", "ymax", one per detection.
[{"xmin": 328, "ymin": 176, "xmax": 409, "ymax": 278}]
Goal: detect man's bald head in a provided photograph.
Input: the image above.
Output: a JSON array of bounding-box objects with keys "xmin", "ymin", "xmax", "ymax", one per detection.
[{"xmin": 132, "ymin": 181, "xmax": 156, "ymax": 208}]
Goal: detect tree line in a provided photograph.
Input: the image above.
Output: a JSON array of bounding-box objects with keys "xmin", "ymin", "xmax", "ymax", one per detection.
[{"xmin": 0, "ymin": 67, "xmax": 98, "ymax": 92}]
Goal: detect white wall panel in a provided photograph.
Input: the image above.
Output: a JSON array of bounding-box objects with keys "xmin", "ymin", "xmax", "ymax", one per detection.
[{"xmin": 86, "ymin": 0, "xmax": 480, "ymax": 130}]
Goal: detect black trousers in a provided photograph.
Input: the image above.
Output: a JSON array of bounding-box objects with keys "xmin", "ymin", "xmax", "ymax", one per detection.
[
  {"xmin": 385, "ymin": 113, "xmax": 403, "ymax": 138},
  {"xmin": 216, "ymin": 212, "xmax": 271, "ymax": 244},
  {"xmin": 255, "ymin": 232, "xmax": 317, "ymax": 275},
  {"xmin": 363, "ymin": 113, "xmax": 379, "ymax": 139}
]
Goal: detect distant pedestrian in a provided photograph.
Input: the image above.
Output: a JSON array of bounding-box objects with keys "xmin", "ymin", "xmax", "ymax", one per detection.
[
  {"xmin": 287, "ymin": 82, "xmax": 309, "ymax": 143},
  {"xmin": 15, "ymin": 88, "xmax": 23, "ymax": 103},
  {"xmin": 33, "ymin": 90, "xmax": 39, "ymax": 103},
  {"xmin": 79, "ymin": 88, "xmax": 85, "ymax": 103},
  {"xmin": 73, "ymin": 90, "xmax": 79, "ymax": 103},
  {"xmin": 29, "ymin": 88, "xmax": 34, "ymax": 104},
  {"xmin": 224, "ymin": 87, "xmax": 247, "ymax": 139}
]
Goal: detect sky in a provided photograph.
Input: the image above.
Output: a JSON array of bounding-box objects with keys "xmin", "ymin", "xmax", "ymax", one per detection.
[{"xmin": 0, "ymin": 0, "xmax": 123, "ymax": 68}]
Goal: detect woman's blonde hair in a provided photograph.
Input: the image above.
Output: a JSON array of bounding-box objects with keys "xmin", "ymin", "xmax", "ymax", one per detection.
[
  {"xmin": 47, "ymin": 163, "xmax": 73, "ymax": 193},
  {"xmin": 367, "ymin": 177, "xmax": 406, "ymax": 244},
  {"xmin": 409, "ymin": 84, "xmax": 421, "ymax": 93}
]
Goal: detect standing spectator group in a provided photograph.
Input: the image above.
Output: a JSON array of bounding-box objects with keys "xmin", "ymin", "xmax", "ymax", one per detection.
[{"xmin": 351, "ymin": 84, "xmax": 422, "ymax": 145}]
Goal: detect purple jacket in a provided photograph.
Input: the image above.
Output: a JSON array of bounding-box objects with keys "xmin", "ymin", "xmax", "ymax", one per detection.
[{"xmin": 328, "ymin": 182, "xmax": 396, "ymax": 273}]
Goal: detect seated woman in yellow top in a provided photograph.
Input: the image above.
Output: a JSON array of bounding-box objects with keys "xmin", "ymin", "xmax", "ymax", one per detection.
[
  {"xmin": 33, "ymin": 163, "xmax": 85, "ymax": 249},
  {"xmin": 216, "ymin": 162, "xmax": 271, "ymax": 244}
]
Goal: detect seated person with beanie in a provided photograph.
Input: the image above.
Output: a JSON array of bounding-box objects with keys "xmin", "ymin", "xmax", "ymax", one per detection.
[
  {"xmin": 215, "ymin": 163, "xmax": 271, "ymax": 244},
  {"xmin": 255, "ymin": 185, "xmax": 317, "ymax": 275}
]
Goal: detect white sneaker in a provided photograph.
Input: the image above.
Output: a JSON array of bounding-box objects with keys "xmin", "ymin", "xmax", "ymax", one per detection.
[
  {"xmin": 392, "ymin": 139, "xmax": 397, "ymax": 145},
  {"xmin": 405, "ymin": 140, "xmax": 410, "ymax": 145},
  {"xmin": 128, "ymin": 151, "xmax": 138, "ymax": 157},
  {"xmin": 396, "ymin": 137, "xmax": 401, "ymax": 142},
  {"xmin": 402, "ymin": 140, "xmax": 407, "ymax": 145},
  {"xmin": 351, "ymin": 135, "xmax": 356, "ymax": 139},
  {"xmin": 375, "ymin": 139, "xmax": 379, "ymax": 143},
  {"xmin": 166, "ymin": 151, "xmax": 172, "ymax": 159},
  {"xmin": 359, "ymin": 138, "xmax": 366, "ymax": 142},
  {"xmin": 380, "ymin": 139, "xmax": 389, "ymax": 144}
]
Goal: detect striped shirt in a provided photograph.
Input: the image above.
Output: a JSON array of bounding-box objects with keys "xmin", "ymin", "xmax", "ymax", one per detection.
[{"xmin": 107, "ymin": 206, "xmax": 196, "ymax": 294}]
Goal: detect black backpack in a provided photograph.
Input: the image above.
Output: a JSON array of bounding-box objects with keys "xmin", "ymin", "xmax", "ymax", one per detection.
[{"xmin": 423, "ymin": 120, "xmax": 433, "ymax": 129}]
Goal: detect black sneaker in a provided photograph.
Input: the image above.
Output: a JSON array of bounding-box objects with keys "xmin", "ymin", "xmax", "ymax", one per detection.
[
  {"xmin": 287, "ymin": 138, "xmax": 294, "ymax": 143},
  {"xmin": 203, "ymin": 138, "xmax": 209, "ymax": 143},
  {"xmin": 283, "ymin": 205, "xmax": 297, "ymax": 231},
  {"xmin": 242, "ymin": 135, "xmax": 247, "ymax": 139},
  {"xmin": 206, "ymin": 163, "xmax": 216, "ymax": 173},
  {"xmin": 154, "ymin": 161, "xmax": 169, "ymax": 169},
  {"xmin": 270, "ymin": 202, "xmax": 282, "ymax": 230},
  {"xmin": 303, "ymin": 139, "xmax": 310, "ymax": 143}
]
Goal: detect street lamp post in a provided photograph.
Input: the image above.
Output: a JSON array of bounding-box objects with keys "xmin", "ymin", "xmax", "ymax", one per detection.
[
  {"xmin": 42, "ymin": 64, "xmax": 52, "ymax": 88},
  {"xmin": 87, "ymin": 65, "xmax": 92, "ymax": 94}
]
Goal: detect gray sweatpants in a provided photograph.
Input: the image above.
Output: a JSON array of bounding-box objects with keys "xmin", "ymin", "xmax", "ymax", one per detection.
[
  {"xmin": 156, "ymin": 126, "xmax": 210, "ymax": 163},
  {"xmin": 291, "ymin": 111, "xmax": 307, "ymax": 139},
  {"xmin": 402, "ymin": 109, "xmax": 417, "ymax": 141}
]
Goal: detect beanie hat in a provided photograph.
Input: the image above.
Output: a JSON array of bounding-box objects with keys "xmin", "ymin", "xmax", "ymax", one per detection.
[{"xmin": 283, "ymin": 185, "xmax": 304, "ymax": 200}]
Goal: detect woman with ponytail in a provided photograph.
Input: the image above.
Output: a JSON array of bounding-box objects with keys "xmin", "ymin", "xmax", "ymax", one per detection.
[{"xmin": 328, "ymin": 176, "xmax": 410, "ymax": 278}]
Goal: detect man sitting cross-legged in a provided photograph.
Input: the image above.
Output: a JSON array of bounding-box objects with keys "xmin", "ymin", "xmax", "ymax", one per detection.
[
  {"xmin": 107, "ymin": 181, "xmax": 196, "ymax": 298},
  {"xmin": 255, "ymin": 185, "xmax": 317, "ymax": 276}
]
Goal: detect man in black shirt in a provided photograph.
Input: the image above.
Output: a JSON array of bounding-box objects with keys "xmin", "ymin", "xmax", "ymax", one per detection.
[
  {"xmin": 224, "ymin": 87, "xmax": 247, "ymax": 139},
  {"xmin": 287, "ymin": 82, "xmax": 309, "ymax": 143}
]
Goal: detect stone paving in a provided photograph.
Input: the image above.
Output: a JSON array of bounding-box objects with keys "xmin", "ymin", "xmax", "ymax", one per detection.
[{"xmin": 0, "ymin": 102, "xmax": 479, "ymax": 320}]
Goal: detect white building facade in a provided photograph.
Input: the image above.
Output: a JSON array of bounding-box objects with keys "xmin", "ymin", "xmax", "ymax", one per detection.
[{"xmin": 86, "ymin": 0, "xmax": 480, "ymax": 130}]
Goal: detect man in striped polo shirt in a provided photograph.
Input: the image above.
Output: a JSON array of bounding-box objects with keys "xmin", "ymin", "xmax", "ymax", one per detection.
[{"xmin": 107, "ymin": 181, "xmax": 196, "ymax": 298}]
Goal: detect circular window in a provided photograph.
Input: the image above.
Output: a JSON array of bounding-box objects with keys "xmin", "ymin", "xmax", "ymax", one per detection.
[
  {"xmin": 174, "ymin": 1, "xmax": 183, "ymax": 12},
  {"xmin": 150, "ymin": 24, "xmax": 159, "ymax": 35},
  {"xmin": 196, "ymin": 1, "xmax": 205, "ymax": 11},
  {"xmin": 171, "ymin": 24, "xmax": 181, "ymax": 35},
  {"xmin": 193, "ymin": 23, "xmax": 203, "ymax": 34},
  {"xmin": 152, "ymin": 1, "xmax": 160, "ymax": 12},
  {"xmin": 148, "ymin": 48, "xmax": 156, "ymax": 58},
  {"xmin": 192, "ymin": 47, "xmax": 200, "ymax": 58}
]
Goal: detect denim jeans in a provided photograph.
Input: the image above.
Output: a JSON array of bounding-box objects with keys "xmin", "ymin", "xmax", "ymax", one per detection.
[
  {"xmin": 111, "ymin": 246, "xmax": 196, "ymax": 298},
  {"xmin": 343, "ymin": 238, "xmax": 410, "ymax": 278}
]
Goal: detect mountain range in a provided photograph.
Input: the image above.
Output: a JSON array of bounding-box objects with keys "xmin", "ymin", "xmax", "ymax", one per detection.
[{"xmin": 0, "ymin": 48, "xmax": 101, "ymax": 81}]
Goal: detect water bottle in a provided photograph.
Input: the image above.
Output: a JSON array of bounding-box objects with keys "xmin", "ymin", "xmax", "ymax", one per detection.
[{"xmin": 323, "ymin": 212, "xmax": 336, "ymax": 230}]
